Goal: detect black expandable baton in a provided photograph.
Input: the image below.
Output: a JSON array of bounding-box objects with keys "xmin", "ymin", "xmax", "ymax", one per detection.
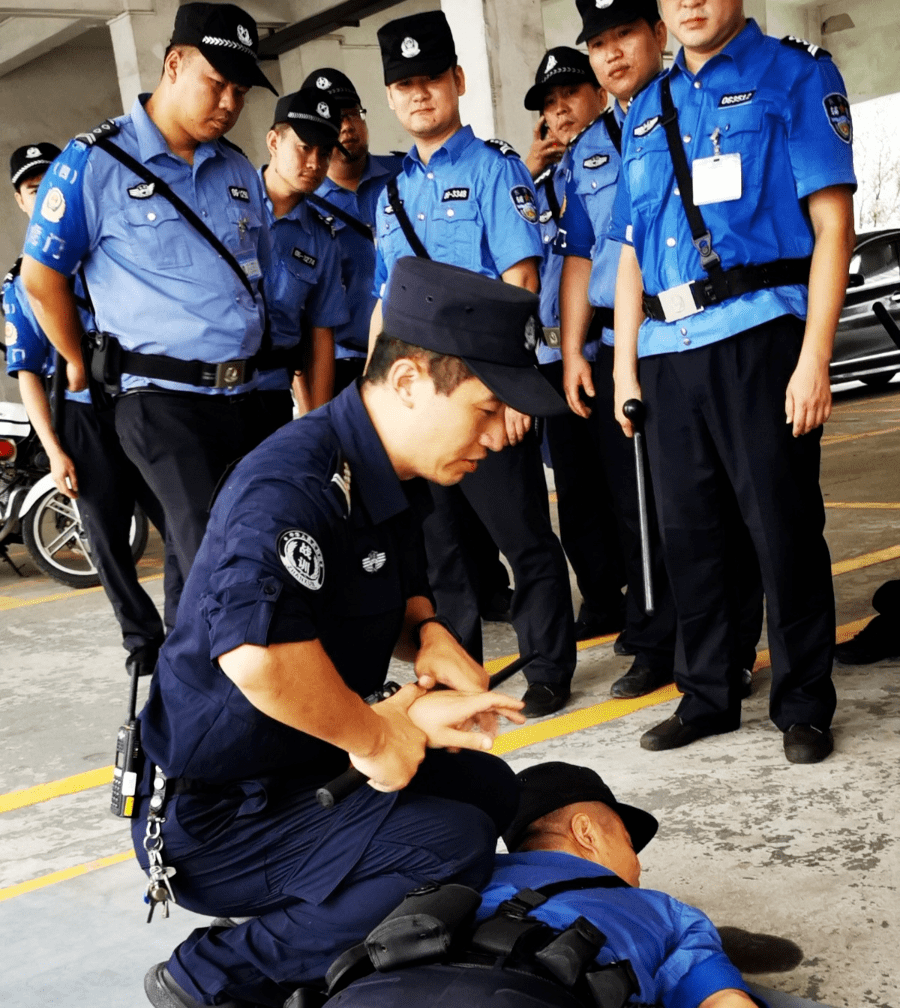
[
  {"xmin": 316, "ymin": 651, "xmax": 539, "ymax": 809},
  {"xmin": 50, "ymin": 354, "xmax": 67, "ymax": 433},
  {"xmin": 873, "ymin": 301, "xmax": 900, "ymax": 352},
  {"xmin": 622, "ymin": 399, "xmax": 654, "ymax": 616}
]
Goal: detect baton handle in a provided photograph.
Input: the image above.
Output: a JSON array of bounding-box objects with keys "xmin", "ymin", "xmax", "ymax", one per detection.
[
  {"xmin": 315, "ymin": 652, "xmax": 538, "ymax": 809},
  {"xmin": 622, "ymin": 399, "xmax": 655, "ymax": 615}
]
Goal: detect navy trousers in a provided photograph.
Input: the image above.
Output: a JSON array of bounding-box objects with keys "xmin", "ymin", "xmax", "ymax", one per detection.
[
  {"xmin": 640, "ymin": 317, "xmax": 836, "ymax": 731},
  {"xmin": 60, "ymin": 401, "xmax": 164, "ymax": 652},
  {"xmin": 133, "ymin": 751, "xmax": 516, "ymax": 1006},
  {"xmin": 423, "ymin": 430, "xmax": 576, "ymax": 685}
]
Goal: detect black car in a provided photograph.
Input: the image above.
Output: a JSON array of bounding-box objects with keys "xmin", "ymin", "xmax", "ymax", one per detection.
[{"xmin": 831, "ymin": 229, "xmax": 900, "ymax": 387}]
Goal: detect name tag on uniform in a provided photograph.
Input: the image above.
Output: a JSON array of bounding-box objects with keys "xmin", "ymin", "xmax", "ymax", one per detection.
[
  {"xmin": 692, "ymin": 153, "xmax": 742, "ymax": 205},
  {"xmin": 239, "ymin": 256, "xmax": 262, "ymax": 281}
]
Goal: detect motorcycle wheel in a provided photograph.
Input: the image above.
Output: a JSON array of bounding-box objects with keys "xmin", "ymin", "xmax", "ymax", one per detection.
[{"xmin": 22, "ymin": 489, "xmax": 149, "ymax": 589}]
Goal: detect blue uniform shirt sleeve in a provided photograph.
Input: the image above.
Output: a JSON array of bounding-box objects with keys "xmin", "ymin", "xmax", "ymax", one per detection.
[
  {"xmin": 23, "ymin": 140, "xmax": 93, "ymax": 276},
  {"xmin": 4, "ymin": 273, "xmax": 51, "ymax": 377},
  {"xmin": 477, "ymin": 153, "xmax": 543, "ymax": 275},
  {"xmin": 608, "ymin": 153, "xmax": 634, "ymax": 246}
]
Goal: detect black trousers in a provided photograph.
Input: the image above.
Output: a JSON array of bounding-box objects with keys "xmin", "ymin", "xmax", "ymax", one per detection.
[
  {"xmin": 333, "ymin": 357, "xmax": 366, "ymax": 395},
  {"xmin": 424, "ymin": 431, "xmax": 576, "ymax": 685},
  {"xmin": 114, "ymin": 390, "xmax": 259, "ymax": 628},
  {"xmin": 539, "ymin": 358, "xmax": 627, "ymax": 618},
  {"xmin": 60, "ymin": 401, "xmax": 165, "ymax": 653},
  {"xmin": 250, "ymin": 389, "xmax": 295, "ymax": 446},
  {"xmin": 641, "ymin": 316, "xmax": 836, "ymax": 731}
]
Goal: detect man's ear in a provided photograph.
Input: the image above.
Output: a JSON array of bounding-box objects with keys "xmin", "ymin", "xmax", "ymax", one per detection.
[
  {"xmin": 388, "ymin": 356, "xmax": 426, "ymax": 408},
  {"xmin": 655, "ymin": 19, "xmax": 668, "ymax": 53},
  {"xmin": 454, "ymin": 65, "xmax": 466, "ymax": 99},
  {"xmin": 163, "ymin": 47, "xmax": 181, "ymax": 85},
  {"xmin": 13, "ymin": 190, "xmax": 26, "ymax": 214},
  {"xmin": 569, "ymin": 812, "xmax": 599, "ymax": 856},
  {"xmin": 265, "ymin": 129, "xmax": 279, "ymax": 160},
  {"xmin": 385, "ymin": 85, "xmax": 396, "ymax": 112}
]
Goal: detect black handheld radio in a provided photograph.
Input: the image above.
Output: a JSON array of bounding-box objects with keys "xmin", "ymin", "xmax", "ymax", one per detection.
[{"xmin": 110, "ymin": 663, "xmax": 143, "ymax": 818}]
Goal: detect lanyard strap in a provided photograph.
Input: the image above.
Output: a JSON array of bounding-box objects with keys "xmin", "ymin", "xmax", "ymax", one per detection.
[
  {"xmin": 305, "ymin": 193, "xmax": 375, "ymax": 243},
  {"xmin": 602, "ymin": 108, "xmax": 622, "ymax": 155},
  {"xmin": 386, "ymin": 177, "xmax": 431, "ymax": 260},
  {"xmin": 658, "ymin": 76, "xmax": 727, "ymax": 293}
]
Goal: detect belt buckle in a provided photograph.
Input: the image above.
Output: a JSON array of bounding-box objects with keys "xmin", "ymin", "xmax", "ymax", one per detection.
[
  {"xmin": 213, "ymin": 360, "xmax": 246, "ymax": 389},
  {"xmin": 657, "ymin": 283, "xmax": 703, "ymax": 323},
  {"xmin": 542, "ymin": 327, "xmax": 561, "ymax": 348}
]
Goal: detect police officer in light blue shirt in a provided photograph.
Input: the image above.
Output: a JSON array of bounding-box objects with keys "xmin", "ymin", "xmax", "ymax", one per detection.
[
  {"xmin": 4, "ymin": 143, "xmax": 165, "ymax": 676},
  {"xmin": 301, "ymin": 68, "xmax": 403, "ymax": 393},
  {"xmin": 19, "ymin": 2, "xmax": 277, "ymax": 625},
  {"xmin": 372, "ymin": 9, "xmax": 577, "ymax": 718},
  {"xmin": 523, "ymin": 47, "xmax": 630, "ymax": 644},
  {"xmin": 610, "ymin": 0, "xmax": 856, "ymax": 763},
  {"xmin": 254, "ymin": 89, "xmax": 350, "ymax": 441}
]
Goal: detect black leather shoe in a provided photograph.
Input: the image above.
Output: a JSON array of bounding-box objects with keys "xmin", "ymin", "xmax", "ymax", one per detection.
[
  {"xmin": 126, "ymin": 642, "xmax": 160, "ymax": 678},
  {"xmin": 783, "ymin": 724, "xmax": 833, "ymax": 764},
  {"xmin": 144, "ymin": 963, "xmax": 258, "ymax": 1008},
  {"xmin": 573, "ymin": 609, "xmax": 625, "ymax": 642},
  {"xmin": 613, "ymin": 633, "xmax": 636, "ymax": 656},
  {"xmin": 480, "ymin": 587, "xmax": 513, "ymax": 623},
  {"xmin": 716, "ymin": 926, "xmax": 804, "ymax": 973},
  {"xmin": 739, "ymin": 668, "xmax": 753, "ymax": 700},
  {"xmin": 610, "ymin": 662, "xmax": 674, "ymax": 699},
  {"xmin": 521, "ymin": 682, "xmax": 570, "ymax": 718},
  {"xmin": 640, "ymin": 715, "xmax": 734, "ymax": 751},
  {"xmin": 834, "ymin": 622, "xmax": 900, "ymax": 664}
]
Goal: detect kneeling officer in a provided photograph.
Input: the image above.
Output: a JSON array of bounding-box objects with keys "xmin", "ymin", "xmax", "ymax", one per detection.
[{"xmin": 137, "ymin": 256, "xmax": 567, "ymax": 1008}]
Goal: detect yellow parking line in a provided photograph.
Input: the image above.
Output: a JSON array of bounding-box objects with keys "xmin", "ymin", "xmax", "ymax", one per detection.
[
  {"xmin": 825, "ymin": 502, "xmax": 900, "ymax": 509},
  {"xmin": 0, "ymin": 572, "xmax": 163, "ymax": 612},
  {"xmin": 0, "ymin": 850, "xmax": 134, "ymax": 903},
  {"xmin": 822, "ymin": 425, "xmax": 900, "ymax": 446},
  {"xmin": 832, "ymin": 544, "xmax": 900, "ymax": 576},
  {"xmin": 0, "ymin": 766, "xmax": 114, "ymax": 814}
]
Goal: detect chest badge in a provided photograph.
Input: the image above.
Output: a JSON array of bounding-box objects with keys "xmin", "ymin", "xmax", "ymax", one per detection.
[
  {"xmin": 128, "ymin": 182, "xmax": 155, "ymax": 199},
  {"xmin": 583, "ymin": 154, "xmax": 609, "ymax": 169},
  {"xmin": 633, "ymin": 115, "xmax": 660, "ymax": 138},
  {"xmin": 278, "ymin": 530, "xmax": 325, "ymax": 591},
  {"xmin": 292, "ymin": 248, "xmax": 317, "ymax": 268},
  {"xmin": 237, "ymin": 216, "xmax": 249, "ymax": 237},
  {"xmin": 362, "ymin": 550, "xmax": 387, "ymax": 573}
]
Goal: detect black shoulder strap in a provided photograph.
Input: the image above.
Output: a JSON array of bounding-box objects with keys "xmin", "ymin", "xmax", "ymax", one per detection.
[
  {"xmin": 658, "ymin": 76, "xmax": 727, "ymax": 294},
  {"xmin": 305, "ymin": 193, "xmax": 375, "ymax": 243},
  {"xmin": 540, "ymin": 170, "xmax": 562, "ymax": 224},
  {"xmin": 386, "ymin": 177, "xmax": 431, "ymax": 260},
  {"xmin": 533, "ymin": 875, "xmax": 631, "ymax": 900},
  {"xmin": 93, "ymin": 137, "xmax": 256, "ymax": 301},
  {"xmin": 602, "ymin": 109, "xmax": 622, "ymax": 156}
]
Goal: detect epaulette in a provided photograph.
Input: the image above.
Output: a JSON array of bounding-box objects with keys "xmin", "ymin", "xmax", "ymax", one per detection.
[
  {"xmin": 325, "ymin": 450, "xmax": 351, "ymax": 519},
  {"xmin": 311, "ymin": 209, "xmax": 338, "ymax": 239},
  {"xmin": 219, "ymin": 136, "xmax": 248, "ymax": 157},
  {"xmin": 485, "ymin": 138, "xmax": 520, "ymax": 158},
  {"xmin": 533, "ymin": 165, "xmax": 555, "ymax": 187},
  {"xmin": 3, "ymin": 257, "xmax": 22, "ymax": 286},
  {"xmin": 780, "ymin": 35, "xmax": 830, "ymax": 59},
  {"xmin": 74, "ymin": 118, "xmax": 121, "ymax": 147},
  {"xmin": 389, "ymin": 150, "xmax": 406, "ymax": 158}
]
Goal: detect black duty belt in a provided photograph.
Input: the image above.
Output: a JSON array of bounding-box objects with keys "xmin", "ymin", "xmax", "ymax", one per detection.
[
  {"xmin": 253, "ymin": 344, "xmax": 304, "ymax": 374},
  {"xmin": 589, "ymin": 307, "xmax": 615, "ymax": 334},
  {"xmin": 115, "ymin": 344, "xmax": 252, "ymax": 390},
  {"xmin": 642, "ymin": 257, "xmax": 811, "ymax": 323}
]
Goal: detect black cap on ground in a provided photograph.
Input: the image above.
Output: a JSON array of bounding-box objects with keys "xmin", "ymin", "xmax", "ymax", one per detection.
[
  {"xmin": 300, "ymin": 68, "xmax": 361, "ymax": 107},
  {"xmin": 382, "ymin": 258, "xmax": 567, "ymax": 417},
  {"xmin": 170, "ymin": 2, "xmax": 277, "ymax": 95},
  {"xmin": 10, "ymin": 143, "xmax": 62, "ymax": 189},
  {"xmin": 272, "ymin": 88, "xmax": 343, "ymax": 151},
  {"xmin": 524, "ymin": 47, "xmax": 599, "ymax": 110},
  {"xmin": 502, "ymin": 761, "xmax": 659, "ymax": 854},
  {"xmin": 575, "ymin": 0, "xmax": 661, "ymax": 45},
  {"xmin": 377, "ymin": 10, "xmax": 456, "ymax": 86}
]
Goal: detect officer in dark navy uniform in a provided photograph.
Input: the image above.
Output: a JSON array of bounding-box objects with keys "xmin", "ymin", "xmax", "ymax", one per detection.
[
  {"xmin": 4, "ymin": 144, "xmax": 165, "ymax": 677},
  {"xmin": 136, "ymin": 257, "xmax": 567, "ymax": 1008},
  {"xmin": 373, "ymin": 10, "xmax": 578, "ymax": 718},
  {"xmin": 19, "ymin": 2, "xmax": 276, "ymax": 627},
  {"xmin": 611, "ymin": 0, "xmax": 856, "ymax": 761},
  {"xmin": 301, "ymin": 67, "xmax": 403, "ymax": 394},
  {"xmin": 254, "ymin": 88, "xmax": 349, "ymax": 439}
]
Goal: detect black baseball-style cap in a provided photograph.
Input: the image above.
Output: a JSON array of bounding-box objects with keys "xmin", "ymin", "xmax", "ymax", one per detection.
[
  {"xmin": 524, "ymin": 47, "xmax": 600, "ymax": 110},
  {"xmin": 502, "ymin": 761, "xmax": 659, "ymax": 853},
  {"xmin": 301, "ymin": 68, "xmax": 361, "ymax": 108},
  {"xmin": 272, "ymin": 89, "xmax": 345, "ymax": 153},
  {"xmin": 575, "ymin": 0, "xmax": 661, "ymax": 45},
  {"xmin": 169, "ymin": 2, "xmax": 277, "ymax": 95},
  {"xmin": 383, "ymin": 258, "xmax": 567, "ymax": 417},
  {"xmin": 9, "ymin": 143, "xmax": 61, "ymax": 190},
  {"xmin": 377, "ymin": 10, "xmax": 456, "ymax": 86}
]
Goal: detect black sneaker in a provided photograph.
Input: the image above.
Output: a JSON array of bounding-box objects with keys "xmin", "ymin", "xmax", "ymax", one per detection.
[
  {"xmin": 783, "ymin": 724, "xmax": 833, "ymax": 764},
  {"xmin": 521, "ymin": 682, "xmax": 570, "ymax": 718},
  {"xmin": 610, "ymin": 662, "xmax": 674, "ymax": 699}
]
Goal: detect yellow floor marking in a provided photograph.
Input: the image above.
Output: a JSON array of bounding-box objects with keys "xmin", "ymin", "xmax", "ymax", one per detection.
[
  {"xmin": 0, "ymin": 614, "xmax": 878, "ymax": 902},
  {"xmin": 822, "ymin": 425, "xmax": 900, "ymax": 446},
  {"xmin": 0, "ymin": 850, "xmax": 134, "ymax": 903},
  {"xmin": 825, "ymin": 502, "xmax": 900, "ymax": 509},
  {"xmin": 0, "ymin": 572, "xmax": 163, "ymax": 612},
  {"xmin": 0, "ymin": 766, "xmax": 114, "ymax": 814},
  {"xmin": 831, "ymin": 544, "xmax": 900, "ymax": 576}
]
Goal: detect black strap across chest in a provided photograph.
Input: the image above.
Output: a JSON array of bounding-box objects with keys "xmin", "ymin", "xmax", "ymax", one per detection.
[
  {"xmin": 386, "ymin": 177, "xmax": 431, "ymax": 260},
  {"xmin": 305, "ymin": 193, "xmax": 375, "ymax": 243},
  {"xmin": 601, "ymin": 109, "xmax": 622, "ymax": 156}
]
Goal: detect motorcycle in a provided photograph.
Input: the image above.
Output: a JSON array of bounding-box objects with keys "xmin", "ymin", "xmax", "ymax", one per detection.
[{"xmin": 0, "ymin": 399, "xmax": 148, "ymax": 588}]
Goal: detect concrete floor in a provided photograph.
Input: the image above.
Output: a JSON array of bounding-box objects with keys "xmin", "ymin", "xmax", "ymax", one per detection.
[{"xmin": 1, "ymin": 379, "xmax": 899, "ymax": 1007}]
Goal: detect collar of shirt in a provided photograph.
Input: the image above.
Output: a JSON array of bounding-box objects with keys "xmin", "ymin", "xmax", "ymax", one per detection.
[
  {"xmin": 671, "ymin": 17, "xmax": 763, "ymax": 81},
  {"xmin": 327, "ymin": 382, "xmax": 412, "ymax": 526},
  {"xmin": 491, "ymin": 850, "xmax": 621, "ymax": 886},
  {"xmin": 403, "ymin": 124, "xmax": 476, "ymax": 172},
  {"xmin": 318, "ymin": 153, "xmax": 393, "ymax": 197},
  {"xmin": 258, "ymin": 164, "xmax": 307, "ymax": 225},
  {"xmin": 129, "ymin": 93, "xmax": 221, "ymax": 172}
]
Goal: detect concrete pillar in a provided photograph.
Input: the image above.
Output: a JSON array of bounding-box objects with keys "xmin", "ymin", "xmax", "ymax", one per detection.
[
  {"xmin": 442, "ymin": 0, "xmax": 495, "ymax": 141},
  {"xmin": 765, "ymin": 0, "xmax": 821, "ymax": 46},
  {"xmin": 107, "ymin": 1, "xmax": 179, "ymax": 113},
  {"xmin": 279, "ymin": 34, "xmax": 344, "ymax": 94}
]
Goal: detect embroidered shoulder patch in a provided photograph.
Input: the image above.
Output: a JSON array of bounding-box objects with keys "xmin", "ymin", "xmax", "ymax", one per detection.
[
  {"xmin": 823, "ymin": 93, "xmax": 852, "ymax": 143},
  {"xmin": 278, "ymin": 530, "xmax": 325, "ymax": 590},
  {"xmin": 510, "ymin": 185, "xmax": 539, "ymax": 223}
]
